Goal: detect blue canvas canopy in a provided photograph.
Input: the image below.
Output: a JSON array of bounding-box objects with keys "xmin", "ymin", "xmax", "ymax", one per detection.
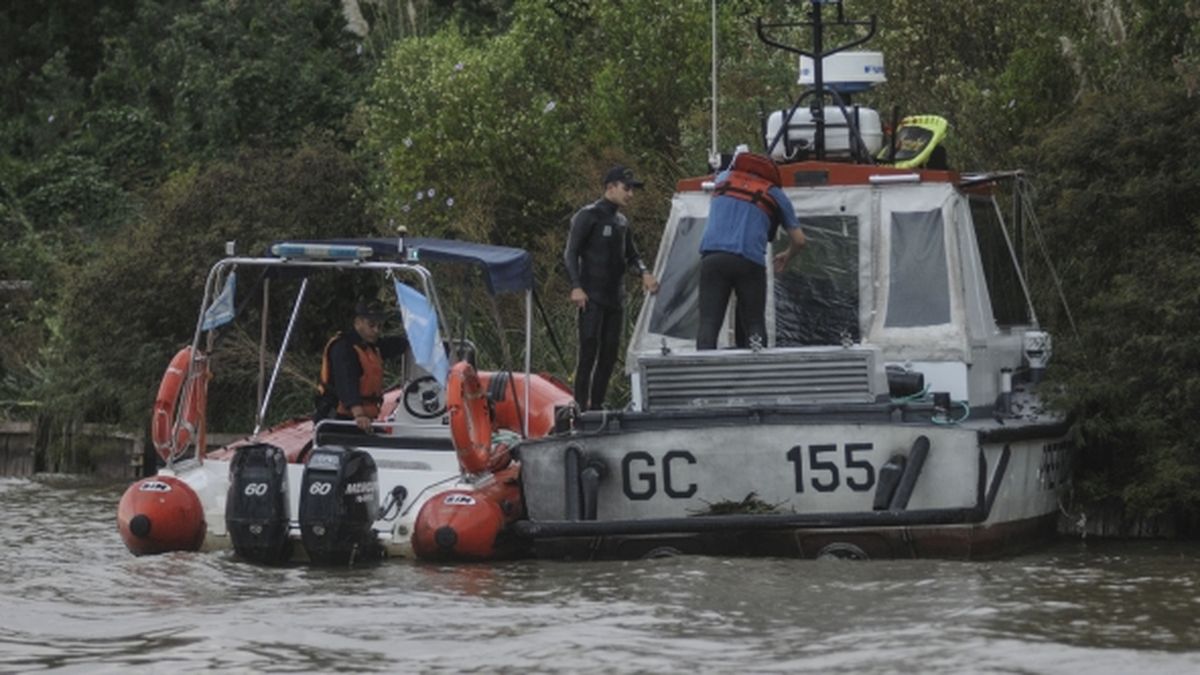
[{"xmin": 269, "ymin": 237, "xmax": 533, "ymax": 295}]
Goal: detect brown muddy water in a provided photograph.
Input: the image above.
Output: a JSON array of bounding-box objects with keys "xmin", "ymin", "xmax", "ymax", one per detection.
[{"xmin": 2, "ymin": 475, "xmax": 1199, "ymax": 674}]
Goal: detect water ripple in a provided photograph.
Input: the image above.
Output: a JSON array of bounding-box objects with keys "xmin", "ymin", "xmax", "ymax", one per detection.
[{"xmin": 3, "ymin": 477, "xmax": 1200, "ymax": 672}]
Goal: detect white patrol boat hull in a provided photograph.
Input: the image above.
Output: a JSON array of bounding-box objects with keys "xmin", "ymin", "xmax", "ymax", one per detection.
[{"xmin": 515, "ymin": 403, "xmax": 1072, "ymax": 560}]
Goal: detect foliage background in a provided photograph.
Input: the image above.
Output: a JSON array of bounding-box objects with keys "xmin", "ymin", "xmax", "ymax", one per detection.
[{"xmin": 3, "ymin": 0, "xmax": 1200, "ymax": 523}]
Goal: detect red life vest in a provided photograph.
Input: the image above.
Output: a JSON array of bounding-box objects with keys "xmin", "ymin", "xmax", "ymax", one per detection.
[
  {"xmin": 713, "ymin": 152, "xmax": 783, "ymax": 221},
  {"xmin": 318, "ymin": 332, "xmax": 385, "ymax": 418}
]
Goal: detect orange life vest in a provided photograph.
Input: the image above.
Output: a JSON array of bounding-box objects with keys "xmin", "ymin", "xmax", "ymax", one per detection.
[
  {"xmin": 318, "ymin": 332, "xmax": 384, "ymax": 418},
  {"xmin": 713, "ymin": 152, "xmax": 783, "ymax": 222}
]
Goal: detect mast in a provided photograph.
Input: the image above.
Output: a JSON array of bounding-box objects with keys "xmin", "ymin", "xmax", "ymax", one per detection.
[
  {"xmin": 710, "ymin": 0, "xmax": 719, "ymax": 169},
  {"xmin": 756, "ymin": 0, "xmax": 876, "ymax": 162}
]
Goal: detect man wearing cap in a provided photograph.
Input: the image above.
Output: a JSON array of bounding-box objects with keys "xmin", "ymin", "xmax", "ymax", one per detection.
[
  {"xmin": 563, "ymin": 165, "xmax": 659, "ymax": 410},
  {"xmin": 316, "ymin": 300, "xmax": 410, "ymax": 432}
]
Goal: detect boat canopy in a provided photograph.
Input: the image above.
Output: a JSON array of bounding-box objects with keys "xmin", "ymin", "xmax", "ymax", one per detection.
[
  {"xmin": 268, "ymin": 237, "xmax": 533, "ymax": 295},
  {"xmin": 632, "ymin": 181, "xmax": 1016, "ymax": 363}
]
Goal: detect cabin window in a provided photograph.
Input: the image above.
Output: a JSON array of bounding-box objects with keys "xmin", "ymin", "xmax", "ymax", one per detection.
[
  {"xmin": 970, "ymin": 196, "xmax": 1031, "ymax": 326},
  {"xmin": 774, "ymin": 215, "xmax": 860, "ymax": 346},
  {"xmin": 886, "ymin": 209, "xmax": 950, "ymax": 327},
  {"xmin": 648, "ymin": 216, "xmax": 706, "ymax": 339}
]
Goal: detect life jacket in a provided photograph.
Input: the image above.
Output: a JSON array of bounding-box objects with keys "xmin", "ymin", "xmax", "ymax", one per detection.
[
  {"xmin": 318, "ymin": 332, "xmax": 384, "ymax": 418},
  {"xmin": 712, "ymin": 152, "xmax": 783, "ymax": 222}
]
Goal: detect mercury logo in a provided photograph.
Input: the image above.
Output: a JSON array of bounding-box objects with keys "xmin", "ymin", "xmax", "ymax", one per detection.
[
  {"xmin": 443, "ymin": 494, "xmax": 476, "ymax": 506},
  {"xmin": 138, "ymin": 481, "xmax": 172, "ymax": 493},
  {"xmin": 344, "ymin": 481, "xmax": 378, "ymax": 496}
]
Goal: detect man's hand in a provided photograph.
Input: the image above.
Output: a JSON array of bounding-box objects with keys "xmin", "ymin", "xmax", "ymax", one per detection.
[
  {"xmin": 772, "ymin": 251, "xmax": 791, "ymax": 274},
  {"xmin": 642, "ymin": 271, "xmax": 659, "ymax": 294},
  {"xmin": 570, "ymin": 287, "xmax": 588, "ymax": 309},
  {"xmin": 351, "ymin": 405, "xmax": 374, "ymax": 433},
  {"xmin": 773, "ymin": 228, "xmax": 808, "ymax": 274}
]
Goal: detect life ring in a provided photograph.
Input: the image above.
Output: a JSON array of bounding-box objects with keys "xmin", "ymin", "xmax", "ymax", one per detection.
[
  {"xmin": 150, "ymin": 347, "xmax": 209, "ymax": 463},
  {"xmin": 447, "ymin": 361, "xmax": 492, "ymax": 474}
]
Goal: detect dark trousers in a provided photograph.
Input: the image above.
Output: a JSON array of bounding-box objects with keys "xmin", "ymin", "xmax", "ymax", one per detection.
[
  {"xmin": 697, "ymin": 252, "xmax": 767, "ymax": 350},
  {"xmin": 574, "ymin": 301, "xmax": 623, "ymax": 410}
]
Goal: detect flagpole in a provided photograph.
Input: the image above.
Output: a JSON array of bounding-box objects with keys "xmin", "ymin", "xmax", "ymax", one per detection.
[{"xmin": 524, "ymin": 289, "xmax": 532, "ymax": 437}]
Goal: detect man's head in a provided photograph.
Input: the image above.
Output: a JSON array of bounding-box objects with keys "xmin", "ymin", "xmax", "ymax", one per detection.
[
  {"xmin": 352, "ymin": 300, "xmax": 387, "ymax": 343},
  {"xmin": 602, "ymin": 165, "xmax": 643, "ymax": 208}
]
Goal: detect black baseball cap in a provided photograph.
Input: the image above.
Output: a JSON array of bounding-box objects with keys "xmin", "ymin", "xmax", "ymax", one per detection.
[
  {"xmin": 603, "ymin": 165, "xmax": 644, "ymax": 188},
  {"xmin": 354, "ymin": 300, "xmax": 387, "ymax": 321}
]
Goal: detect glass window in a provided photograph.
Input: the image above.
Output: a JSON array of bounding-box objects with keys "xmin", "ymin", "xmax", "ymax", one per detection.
[
  {"xmin": 774, "ymin": 215, "xmax": 860, "ymax": 346},
  {"xmin": 648, "ymin": 216, "xmax": 706, "ymax": 339},
  {"xmin": 886, "ymin": 209, "xmax": 950, "ymax": 327},
  {"xmin": 970, "ymin": 196, "xmax": 1030, "ymax": 326}
]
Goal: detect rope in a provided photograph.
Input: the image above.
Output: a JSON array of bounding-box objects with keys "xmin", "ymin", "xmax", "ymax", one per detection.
[{"xmin": 1018, "ymin": 176, "xmax": 1080, "ymax": 340}]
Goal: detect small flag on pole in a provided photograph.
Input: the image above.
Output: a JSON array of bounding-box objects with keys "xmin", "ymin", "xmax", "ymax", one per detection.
[
  {"xmin": 393, "ymin": 280, "xmax": 449, "ymax": 386},
  {"xmin": 200, "ymin": 272, "xmax": 236, "ymax": 331}
]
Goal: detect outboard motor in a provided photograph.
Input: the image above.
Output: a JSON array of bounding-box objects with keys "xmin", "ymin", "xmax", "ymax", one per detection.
[
  {"xmin": 226, "ymin": 443, "xmax": 291, "ymax": 565},
  {"xmin": 298, "ymin": 447, "xmax": 382, "ymax": 566}
]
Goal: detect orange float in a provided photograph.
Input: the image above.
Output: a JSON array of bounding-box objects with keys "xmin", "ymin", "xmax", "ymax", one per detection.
[
  {"xmin": 150, "ymin": 347, "xmax": 209, "ymax": 463},
  {"xmin": 446, "ymin": 361, "xmax": 493, "ymax": 474},
  {"xmin": 412, "ymin": 463, "xmax": 524, "ymax": 560},
  {"xmin": 117, "ymin": 474, "xmax": 207, "ymax": 555},
  {"xmin": 479, "ymin": 371, "xmax": 575, "ymax": 438}
]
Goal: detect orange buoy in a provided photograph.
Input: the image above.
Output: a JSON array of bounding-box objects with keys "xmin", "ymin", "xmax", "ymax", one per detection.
[
  {"xmin": 117, "ymin": 474, "xmax": 207, "ymax": 555},
  {"xmin": 479, "ymin": 371, "xmax": 575, "ymax": 438},
  {"xmin": 412, "ymin": 489, "xmax": 507, "ymax": 560},
  {"xmin": 446, "ymin": 362, "xmax": 493, "ymax": 474},
  {"xmin": 150, "ymin": 347, "xmax": 209, "ymax": 463},
  {"xmin": 412, "ymin": 463, "xmax": 524, "ymax": 561}
]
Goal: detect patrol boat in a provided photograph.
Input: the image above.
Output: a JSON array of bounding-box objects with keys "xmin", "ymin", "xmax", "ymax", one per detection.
[
  {"xmin": 510, "ymin": 0, "xmax": 1073, "ymax": 560},
  {"xmin": 117, "ymin": 237, "xmax": 574, "ymax": 564}
]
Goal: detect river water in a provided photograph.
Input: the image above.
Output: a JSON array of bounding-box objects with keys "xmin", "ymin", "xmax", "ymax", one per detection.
[{"xmin": 3, "ymin": 475, "xmax": 1200, "ymax": 674}]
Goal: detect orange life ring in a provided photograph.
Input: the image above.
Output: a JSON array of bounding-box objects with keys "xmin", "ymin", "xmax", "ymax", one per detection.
[
  {"xmin": 447, "ymin": 361, "xmax": 493, "ymax": 474},
  {"xmin": 151, "ymin": 347, "xmax": 209, "ymax": 463}
]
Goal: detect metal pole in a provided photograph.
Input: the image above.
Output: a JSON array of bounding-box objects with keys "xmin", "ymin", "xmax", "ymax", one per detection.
[
  {"xmin": 524, "ymin": 289, "xmax": 532, "ymax": 437},
  {"xmin": 710, "ymin": 0, "xmax": 719, "ymax": 168},
  {"xmin": 256, "ymin": 277, "xmax": 270, "ymax": 427},
  {"xmin": 255, "ymin": 277, "xmax": 309, "ymax": 434},
  {"xmin": 811, "ymin": 0, "xmax": 826, "ymax": 160}
]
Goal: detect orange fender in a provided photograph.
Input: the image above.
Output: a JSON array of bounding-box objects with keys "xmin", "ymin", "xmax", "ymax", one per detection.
[
  {"xmin": 117, "ymin": 474, "xmax": 207, "ymax": 555},
  {"xmin": 447, "ymin": 362, "xmax": 493, "ymax": 474},
  {"xmin": 412, "ymin": 463, "xmax": 524, "ymax": 561},
  {"xmin": 150, "ymin": 347, "xmax": 209, "ymax": 463},
  {"xmin": 479, "ymin": 371, "xmax": 575, "ymax": 439}
]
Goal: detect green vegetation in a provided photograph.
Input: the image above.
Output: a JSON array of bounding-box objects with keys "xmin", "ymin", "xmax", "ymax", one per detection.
[{"xmin": 3, "ymin": 0, "xmax": 1200, "ymax": 524}]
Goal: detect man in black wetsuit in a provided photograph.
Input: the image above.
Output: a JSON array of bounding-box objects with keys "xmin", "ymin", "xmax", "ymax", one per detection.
[{"xmin": 563, "ymin": 165, "xmax": 659, "ymax": 410}]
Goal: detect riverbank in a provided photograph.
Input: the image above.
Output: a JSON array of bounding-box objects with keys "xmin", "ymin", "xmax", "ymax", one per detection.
[{"xmin": 0, "ymin": 421, "xmax": 241, "ymax": 481}]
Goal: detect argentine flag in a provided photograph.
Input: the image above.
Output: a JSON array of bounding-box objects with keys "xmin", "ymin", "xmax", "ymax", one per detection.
[
  {"xmin": 200, "ymin": 271, "xmax": 236, "ymax": 331},
  {"xmin": 393, "ymin": 280, "xmax": 450, "ymax": 386}
]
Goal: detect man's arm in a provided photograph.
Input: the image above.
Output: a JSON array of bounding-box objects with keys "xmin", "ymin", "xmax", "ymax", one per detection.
[
  {"xmin": 624, "ymin": 224, "xmax": 659, "ymax": 293},
  {"xmin": 563, "ymin": 208, "xmax": 593, "ymax": 291},
  {"xmin": 771, "ymin": 186, "xmax": 806, "ymax": 274},
  {"xmin": 564, "ymin": 207, "xmax": 593, "ymax": 307},
  {"xmin": 378, "ymin": 334, "xmax": 409, "ymax": 359}
]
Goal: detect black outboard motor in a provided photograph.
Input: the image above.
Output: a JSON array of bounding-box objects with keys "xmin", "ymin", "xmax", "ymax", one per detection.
[
  {"xmin": 226, "ymin": 443, "xmax": 292, "ymax": 565},
  {"xmin": 298, "ymin": 447, "xmax": 382, "ymax": 566}
]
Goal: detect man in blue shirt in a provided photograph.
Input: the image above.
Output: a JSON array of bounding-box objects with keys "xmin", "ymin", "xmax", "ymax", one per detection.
[{"xmin": 697, "ymin": 154, "xmax": 806, "ymax": 350}]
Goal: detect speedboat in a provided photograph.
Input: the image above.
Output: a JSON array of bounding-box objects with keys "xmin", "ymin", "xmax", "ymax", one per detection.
[{"xmin": 117, "ymin": 237, "xmax": 574, "ymax": 564}]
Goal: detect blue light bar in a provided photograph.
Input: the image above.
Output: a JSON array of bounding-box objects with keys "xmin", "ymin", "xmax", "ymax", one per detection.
[{"xmin": 270, "ymin": 243, "xmax": 374, "ymax": 260}]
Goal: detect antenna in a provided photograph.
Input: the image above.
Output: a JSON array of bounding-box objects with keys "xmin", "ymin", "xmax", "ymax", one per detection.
[
  {"xmin": 756, "ymin": 0, "xmax": 877, "ymax": 161},
  {"xmin": 709, "ymin": 0, "xmax": 719, "ymax": 170}
]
